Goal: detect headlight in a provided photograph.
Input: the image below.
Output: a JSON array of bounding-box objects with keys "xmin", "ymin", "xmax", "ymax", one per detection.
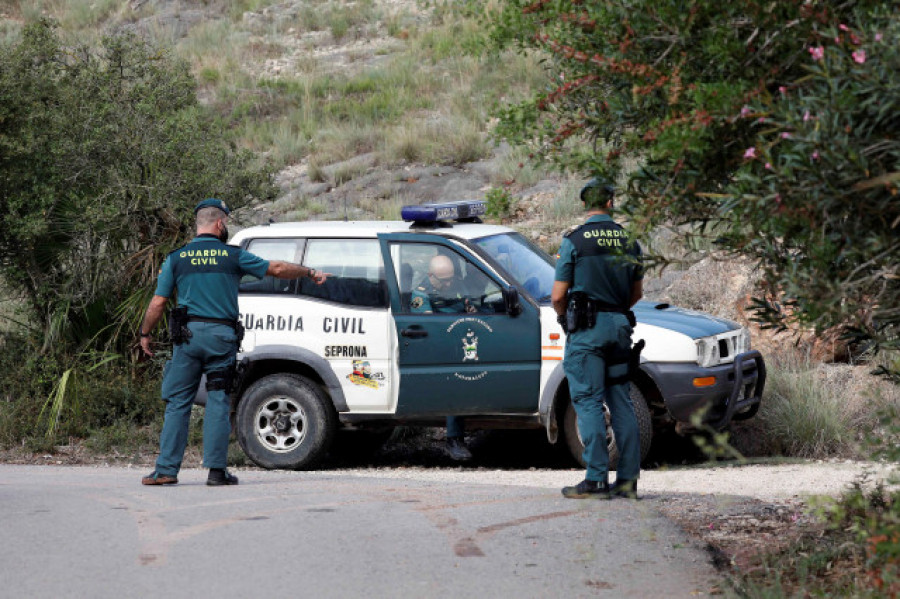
[
  {"xmin": 736, "ymin": 327, "xmax": 752, "ymax": 354},
  {"xmin": 696, "ymin": 337, "xmax": 720, "ymax": 368},
  {"xmin": 696, "ymin": 328, "xmax": 751, "ymax": 367}
]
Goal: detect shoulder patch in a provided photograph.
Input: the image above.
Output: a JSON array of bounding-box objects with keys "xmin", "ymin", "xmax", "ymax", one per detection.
[
  {"xmin": 411, "ymin": 296, "xmax": 424, "ymax": 308},
  {"xmin": 167, "ymin": 244, "xmax": 187, "ymax": 258},
  {"xmin": 563, "ymin": 223, "xmax": 582, "ymax": 238}
]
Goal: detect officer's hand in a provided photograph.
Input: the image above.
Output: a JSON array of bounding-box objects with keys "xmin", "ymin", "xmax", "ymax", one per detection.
[
  {"xmin": 464, "ymin": 299, "xmax": 477, "ymax": 313},
  {"xmin": 140, "ymin": 335, "xmax": 154, "ymax": 357},
  {"xmin": 312, "ymin": 271, "xmax": 330, "ymax": 285}
]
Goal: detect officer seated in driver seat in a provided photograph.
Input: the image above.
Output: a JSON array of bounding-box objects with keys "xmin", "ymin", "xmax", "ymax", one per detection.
[
  {"xmin": 409, "ymin": 254, "xmax": 475, "ymax": 461},
  {"xmin": 409, "ymin": 255, "xmax": 477, "ymax": 315}
]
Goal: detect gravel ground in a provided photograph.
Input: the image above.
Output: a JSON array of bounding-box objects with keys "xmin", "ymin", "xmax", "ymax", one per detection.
[{"xmin": 327, "ymin": 460, "xmax": 896, "ymax": 501}]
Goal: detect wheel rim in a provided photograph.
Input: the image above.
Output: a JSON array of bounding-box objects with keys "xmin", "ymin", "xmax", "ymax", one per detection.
[{"xmin": 255, "ymin": 396, "xmax": 307, "ymax": 452}]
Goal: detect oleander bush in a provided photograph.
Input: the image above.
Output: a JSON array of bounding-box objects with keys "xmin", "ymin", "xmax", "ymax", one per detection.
[{"xmin": 485, "ymin": 0, "xmax": 899, "ymax": 375}]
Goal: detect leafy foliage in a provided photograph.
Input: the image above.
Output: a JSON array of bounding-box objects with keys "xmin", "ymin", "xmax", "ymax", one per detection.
[
  {"xmin": 485, "ymin": 185, "xmax": 515, "ymax": 218},
  {"xmin": 486, "ymin": 0, "xmax": 898, "ymax": 366},
  {"xmin": 0, "ymin": 19, "xmax": 276, "ymax": 353}
]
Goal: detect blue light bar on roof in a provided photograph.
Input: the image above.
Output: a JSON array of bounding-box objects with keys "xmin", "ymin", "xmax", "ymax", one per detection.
[{"xmin": 401, "ymin": 200, "xmax": 487, "ymax": 223}]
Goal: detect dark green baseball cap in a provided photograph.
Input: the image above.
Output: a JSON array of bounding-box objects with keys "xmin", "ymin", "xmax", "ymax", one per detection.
[
  {"xmin": 580, "ymin": 178, "xmax": 615, "ymax": 207},
  {"xmin": 194, "ymin": 198, "xmax": 230, "ymax": 215}
]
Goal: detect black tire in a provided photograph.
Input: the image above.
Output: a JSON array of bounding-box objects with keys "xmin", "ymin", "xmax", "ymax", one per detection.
[
  {"xmin": 562, "ymin": 384, "xmax": 653, "ymax": 471},
  {"xmin": 236, "ymin": 373, "xmax": 337, "ymax": 470}
]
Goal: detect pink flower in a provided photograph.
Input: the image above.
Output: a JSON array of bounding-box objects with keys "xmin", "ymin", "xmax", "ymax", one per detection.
[
  {"xmin": 803, "ymin": 110, "xmax": 811, "ymax": 122},
  {"xmin": 852, "ymin": 49, "xmax": 866, "ymax": 64},
  {"xmin": 740, "ymin": 105, "xmax": 751, "ymax": 117},
  {"xmin": 839, "ymin": 24, "xmax": 850, "ymax": 32},
  {"xmin": 809, "ymin": 46, "xmax": 825, "ymax": 61},
  {"xmin": 835, "ymin": 37, "xmax": 841, "ymax": 44},
  {"xmin": 765, "ymin": 163, "xmax": 772, "ymax": 170},
  {"xmin": 781, "ymin": 132, "xmax": 791, "ymax": 139},
  {"xmin": 779, "ymin": 86, "xmax": 787, "ymax": 95},
  {"xmin": 757, "ymin": 117, "xmax": 766, "ymax": 123},
  {"xmin": 850, "ymin": 34, "xmax": 860, "ymax": 45},
  {"xmin": 744, "ymin": 147, "xmax": 757, "ymax": 159},
  {"xmin": 775, "ymin": 193, "xmax": 782, "ymax": 203},
  {"xmin": 875, "ymin": 33, "xmax": 883, "ymax": 42},
  {"xmin": 811, "ymin": 150, "xmax": 820, "ymax": 161}
]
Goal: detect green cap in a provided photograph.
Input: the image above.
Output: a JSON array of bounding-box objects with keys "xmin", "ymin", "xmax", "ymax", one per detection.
[
  {"xmin": 580, "ymin": 178, "xmax": 615, "ymax": 207},
  {"xmin": 194, "ymin": 198, "xmax": 230, "ymax": 215}
]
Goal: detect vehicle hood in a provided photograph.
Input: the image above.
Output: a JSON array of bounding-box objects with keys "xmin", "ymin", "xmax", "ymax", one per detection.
[{"xmin": 633, "ymin": 301, "xmax": 740, "ymax": 339}]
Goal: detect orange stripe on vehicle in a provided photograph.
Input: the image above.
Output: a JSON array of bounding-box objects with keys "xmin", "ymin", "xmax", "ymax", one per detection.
[
  {"xmin": 541, "ymin": 346, "xmax": 563, "ymax": 350},
  {"xmin": 542, "ymin": 356, "xmax": 563, "ymax": 361}
]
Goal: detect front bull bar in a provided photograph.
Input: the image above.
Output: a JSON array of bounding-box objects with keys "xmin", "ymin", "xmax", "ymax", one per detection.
[{"xmin": 710, "ymin": 350, "xmax": 766, "ymax": 430}]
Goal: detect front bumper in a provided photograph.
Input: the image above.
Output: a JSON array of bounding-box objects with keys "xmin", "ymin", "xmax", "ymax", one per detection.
[{"xmin": 641, "ymin": 350, "xmax": 766, "ymax": 430}]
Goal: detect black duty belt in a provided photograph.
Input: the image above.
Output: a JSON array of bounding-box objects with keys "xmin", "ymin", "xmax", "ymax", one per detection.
[
  {"xmin": 188, "ymin": 316, "xmax": 239, "ymax": 328},
  {"xmin": 586, "ymin": 299, "xmax": 629, "ymax": 314}
]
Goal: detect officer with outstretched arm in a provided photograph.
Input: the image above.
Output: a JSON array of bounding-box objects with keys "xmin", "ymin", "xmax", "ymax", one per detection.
[
  {"xmin": 551, "ymin": 179, "xmax": 644, "ymax": 499},
  {"xmin": 138, "ymin": 198, "xmax": 327, "ymax": 486}
]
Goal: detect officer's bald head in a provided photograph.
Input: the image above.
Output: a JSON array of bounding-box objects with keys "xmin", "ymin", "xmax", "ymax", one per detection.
[{"xmin": 428, "ymin": 255, "xmax": 456, "ymax": 288}]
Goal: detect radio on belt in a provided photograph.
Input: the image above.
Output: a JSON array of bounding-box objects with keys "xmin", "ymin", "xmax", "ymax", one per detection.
[{"xmin": 401, "ymin": 200, "xmax": 486, "ymax": 224}]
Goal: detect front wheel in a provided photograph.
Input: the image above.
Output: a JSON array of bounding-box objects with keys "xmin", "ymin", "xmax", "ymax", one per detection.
[
  {"xmin": 236, "ymin": 373, "xmax": 337, "ymax": 470},
  {"xmin": 562, "ymin": 384, "xmax": 653, "ymax": 471}
]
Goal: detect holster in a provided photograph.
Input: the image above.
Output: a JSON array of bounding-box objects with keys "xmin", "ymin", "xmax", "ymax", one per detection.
[
  {"xmin": 169, "ymin": 306, "xmax": 192, "ymax": 345},
  {"xmin": 565, "ymin": 292, "xmax": 592, "ymax": 334},
  {"xmin": 235, "ymin": 320, "xmax": 245, "ymax": 350},
  {"xmin": 206, "ymin": 357, "xmax": 250, "ymax": 395},
  {"xmin": 606, "ymin": 339, "xmax": 645, "ymax": 387}
]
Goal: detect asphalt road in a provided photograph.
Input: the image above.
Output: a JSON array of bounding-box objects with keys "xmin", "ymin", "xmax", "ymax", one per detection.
[{"xmin": 1, "ymin": 464, "xmax": 722, "ymax": 598}]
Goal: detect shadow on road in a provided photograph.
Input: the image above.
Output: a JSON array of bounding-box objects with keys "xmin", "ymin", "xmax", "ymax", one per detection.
[{"xmin": 321, "ymin": 427, "xmax": 713, "ymax": 471}]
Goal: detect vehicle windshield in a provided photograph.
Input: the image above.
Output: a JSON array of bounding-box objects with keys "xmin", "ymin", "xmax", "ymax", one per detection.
[{"xmin": 473, "ymin": 232, "xmax": 556, "ymax": 303}]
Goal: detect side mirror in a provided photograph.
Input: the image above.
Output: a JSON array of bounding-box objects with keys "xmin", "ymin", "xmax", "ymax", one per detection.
[{"xmin": 503, "ymin": 286, "xmax": 522, "ymax": 317}]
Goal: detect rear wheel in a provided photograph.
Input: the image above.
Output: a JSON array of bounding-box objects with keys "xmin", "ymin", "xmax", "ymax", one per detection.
[
  {"xmin": 236, "ymin": 373, "xmax": 337, "ymax": 470},
  {"xmin": 562, "ymin": 384, "xmax": 653, "ymax": 470}
]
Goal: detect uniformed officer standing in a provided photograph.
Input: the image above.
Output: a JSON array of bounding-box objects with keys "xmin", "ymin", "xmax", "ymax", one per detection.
[
  {"xmin": 409, "ymin": 254, "xmax": 475, "ymax": 461},
  {"xmin": 551, "ymin": 179, "xmax": 644, "ymax": 499},
  {"xmin": 139, "ymin": 198, "xmax": 328, "ymax": 486}
]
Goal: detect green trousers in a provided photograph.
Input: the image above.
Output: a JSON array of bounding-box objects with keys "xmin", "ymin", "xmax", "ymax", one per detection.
[
  {"xmin": 155, "ymin": 321, "xmax": 237, "ymax": 476},
  {"xmin": 563, "ymin": 312, "xmax": 640, "ymax": 482}
]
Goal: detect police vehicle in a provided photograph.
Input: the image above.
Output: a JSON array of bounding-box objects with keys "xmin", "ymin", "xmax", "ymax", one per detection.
[{"xmin": 223, "ymin": 200, "xmax": 765, "ymax": 470}]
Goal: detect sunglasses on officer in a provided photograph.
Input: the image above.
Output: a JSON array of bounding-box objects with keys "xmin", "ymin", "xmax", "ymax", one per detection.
[{"xmin": 428, "ymin": 271, "xmax": 454, "ymax": 285}]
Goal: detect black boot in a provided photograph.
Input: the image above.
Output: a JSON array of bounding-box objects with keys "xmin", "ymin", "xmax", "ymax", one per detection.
[
  {"xmin": 562, "ymin": 477, "xmax": 610, "ymax": 499},
  {"xmin": 207, "ymin": 468, "xmax": 239, "ymax": 486},
  {"xmin": 610, "ymin": 478, "xmax": 638, "ymax": 499}
]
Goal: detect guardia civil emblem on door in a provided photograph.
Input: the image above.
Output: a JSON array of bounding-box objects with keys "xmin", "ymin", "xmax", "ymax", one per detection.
[{"xmin": 462, "ymin": 329, "xmax": 478, "ymax": 361}]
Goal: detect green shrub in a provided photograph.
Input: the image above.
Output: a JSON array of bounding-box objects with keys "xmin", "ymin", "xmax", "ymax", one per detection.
[{"xmin": 485, "ymin": 186, "xmax": 514, "ymax": 219}]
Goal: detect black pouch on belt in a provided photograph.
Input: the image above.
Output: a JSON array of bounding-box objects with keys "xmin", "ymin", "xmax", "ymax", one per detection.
[{"xmin": 169, "ymin": 306, "xmax": 191, "ymax": 345}]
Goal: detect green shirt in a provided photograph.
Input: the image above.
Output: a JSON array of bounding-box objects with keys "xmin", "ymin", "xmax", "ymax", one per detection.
[
  {"xmin": 155, "ymin": 235, "xmax": 269, "ymax": 320},
  {"xmin": 554, "ymin": 214, "xmax": 643, "ymax": 309}
]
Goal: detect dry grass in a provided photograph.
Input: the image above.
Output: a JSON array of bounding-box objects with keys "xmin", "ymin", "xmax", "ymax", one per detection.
[{"xmin": 731, "ymin": 349, "xmax": 899, "ymax": 460}]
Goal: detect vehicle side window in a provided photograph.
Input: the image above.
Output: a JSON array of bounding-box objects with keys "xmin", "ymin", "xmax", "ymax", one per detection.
[
  {"xmin": 299, "ymin": 239, "xmax": 387, "ymax": 308},
  {"xmin": 240, "ymin": 238, "xmax": 305, "ymax": 294},
  {"xmin": 392, "ymin": 242, "xmax": 504, "ymax": 314}
]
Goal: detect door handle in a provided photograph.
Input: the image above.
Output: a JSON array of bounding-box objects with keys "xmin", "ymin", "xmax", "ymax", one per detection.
[{"xmin": 400, "ymin": 328, "xmax": 428, "ymax": 339}]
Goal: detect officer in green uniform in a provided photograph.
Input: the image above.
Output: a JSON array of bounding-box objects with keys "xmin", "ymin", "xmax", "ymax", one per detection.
[
  {"xmin": 551, "ymin": 178, "xmax": 644, "ymax": 499},
  {"xmin": 409, "ymin": 254, "xmax": 475, "ymax": 461},
  {"xmin": 139, "ymin": 198, "xmax": 327, "ymax": 486},
  {"xmin": 409, "ymin": 254, "xmax": 475, "ymax": 315}
]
